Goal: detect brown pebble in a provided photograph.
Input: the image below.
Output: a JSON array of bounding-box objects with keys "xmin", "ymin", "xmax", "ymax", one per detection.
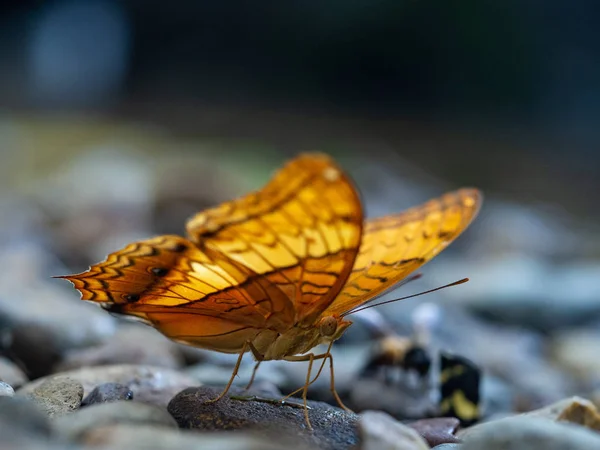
[{"xmin": 407, "ymin": 417, "xmax": 461, "ymax": 447}]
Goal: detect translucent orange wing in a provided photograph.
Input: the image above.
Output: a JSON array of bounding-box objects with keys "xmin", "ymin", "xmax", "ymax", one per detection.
[
  {"xmin": 59, "ymin": 235, "xmax": 295, "ymax": 352},
  {"xmin": 322, "ymin": 188, "xmax": 482, "ymax": 316},
  {"xmin": 186, "ymin": 153, "xmax": 363, "ymax": 323}
]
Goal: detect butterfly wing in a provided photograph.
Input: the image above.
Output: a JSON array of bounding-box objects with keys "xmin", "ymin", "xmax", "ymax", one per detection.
[
  {"xmin": 322, "ymin": 188, "xmax": 482, "ymax": 316},
  {"xmin": 186, "ymin": 153, "xmax": 363, "ymax": 323},
  {"xmin": 59, "ymin": 235, "xmax": 295, "ymax": 352}
]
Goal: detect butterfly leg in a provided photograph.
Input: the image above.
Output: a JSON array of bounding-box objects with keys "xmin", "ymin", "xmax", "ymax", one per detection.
[
  {"xmin": 206, "ymin": 341, "xmax": 249, "ymax": 404},
  {"xmin": 244, "ymin": 361, "xmax": 262, "ymax": 391},
  {"xmin": 302, "ymin": 352, "xmax": 315, "ymax": 429},
  {"xmin": 244, "ymin": 342, "xmax": 265, "ymax": 391},
  {"xmin": 279, "ymin": 356, "xmax": 329, "ymax": 402},
  {"xmin": 279, "ymin": 342, "xmax": 334, "ymax": 401},
  {"xmin": 325, "ymin": 351, "xmax": 352, "ymax": 412}
]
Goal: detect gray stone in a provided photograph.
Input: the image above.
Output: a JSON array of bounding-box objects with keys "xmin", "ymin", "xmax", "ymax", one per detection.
[
  {"xmin": 441, "ymin": 256, "xmax": 600, "ymax": 332},
  {"xmin": 6, "ymin": 323, "xmax": 63, "ymax": 378},
  {"xmin": 0, "ymin": 244, "xmax": 116, "ymax": 352},
  {"xmin": 431, "ymin": 445, "xmax": 462, "ymax": 450},
  {"xmin": 53, "ymin": 401, "xmax": 177, "ymax": 440},
  {"xmin": 460, "ymin": 396, "xmax": 600, "ymax": 440},
  {"xmin": 480, "ymin": 375, "xmax": 515, "ymax": 417},
  {"xmin": 81, "ymin": 382, "xmax": 133, "ymax": 406},
  {"xmin": 552, "ymin": 329, "xmax": 600, "ymax": 384},
  {"xmin": 407, "ymin": 418, "xmax": 460, "ymax": 447},
  {"xmin": 0, "ymin": 428, "xmax": 76, "ymax": 450},
  {"xmin": 461, "ymin": 417, "xmax": 600, "ymax": 450},
  {"xmin": 168, "ymin": 386, "xmax": 359, "ymax": 450},
  {"xmin": 18, "ymin": 364, "xmax": 197, "ymax": 408},
  {"xmin": 522, "ymin": 396, "xmax": 600, "ymax": 430},
  {"xmin": 57, "ymin": 324, "xmax": 184, "ymax": 372},
  {"xmin": 0, "ymin": 356, "xmax": 28, "ymax": 388},
  {"xmin": 358, "ymin": 410, "xmax": 429, "ymax": 450},
  {"xmin": 23, "ymin": 377, "xmax": 83, "ymax": 417},
  {"xmin": 0, "ymin": 396, "xmax": 53, "ymax": 437},
  {"xmin": 0, "ymin": 381, "xmax": 14, "ymax": 397},
  {"xmin": 349, "ymin": 378, "xmax": 434, "ymax": 420},
  {"xmin": 82, "ymin": 424, "xmax": 302, "ymax": 449}
]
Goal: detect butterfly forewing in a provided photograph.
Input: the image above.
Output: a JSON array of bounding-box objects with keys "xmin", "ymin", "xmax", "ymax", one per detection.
[
  {"xmin": 322, "ymin": 188, "xmax": 482, "ymax": 316},
  {"xmin": 186, "ymin": 153, "xmax": 363, "ymax": 323}
]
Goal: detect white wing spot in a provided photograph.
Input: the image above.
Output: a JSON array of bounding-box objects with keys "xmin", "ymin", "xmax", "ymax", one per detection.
[
  {"xmin": 323, "ymin": 167, "xmax": 340, "ymax": 182},
  {"xmin": 188, "ymin": 213, "xmax": 207, "ymax": 228}
]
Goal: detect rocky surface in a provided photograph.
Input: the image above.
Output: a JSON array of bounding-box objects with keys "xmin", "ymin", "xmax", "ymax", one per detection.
[
  {"xmin": 168, "ymin": 386, "xmax": 359, "ymax": 450},
  {"xmin": 80, "ymin": 382, "xmax": 134, "ymax": 406},
  {"xmin": 53, "ymin": 401, "xmax": 178, "ymax": 440},
  {"xmin": 22, "ymin": 377, "xmax": 84, "ymax": 417},
  {"xmin": 0, "ymin": 356, "xmax": 28, "ymax": 388},
  {"xmin": 18, "ymin": 364, "xmax": 198, "ymax": 408},
  {"xmin": 461, "ymin": 417, "xmax": 600, "ymax": 450},
  {"xmin": 358, "ymin": 411, "xmax": 429, "ymax": 450},
  {"xmin": 1, "ymin": 124, "xmax": 600, "ymax": 449}
]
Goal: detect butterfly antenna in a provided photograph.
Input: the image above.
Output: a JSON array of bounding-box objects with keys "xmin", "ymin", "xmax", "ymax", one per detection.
[{"xmin": 341, "ymin": 278, "xmax": 469, "ymax": 317}]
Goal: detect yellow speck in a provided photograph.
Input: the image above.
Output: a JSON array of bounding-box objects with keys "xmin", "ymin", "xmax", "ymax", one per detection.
[
  {"xmin": 323, "ymin": 167, "xmax": 340, "ymax": 182},
  {"xmin": 189, "ymin": 213, "xmax": 207, "ymax": 227},
  {"xmin": 463, "ymin": 196, "xmax": 476, "ymax": 207}
]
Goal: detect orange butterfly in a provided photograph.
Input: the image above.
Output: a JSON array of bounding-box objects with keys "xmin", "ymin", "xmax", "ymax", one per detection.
[{"xmin": 59, "ymin": 153, "xmax": 481, "ymax": 427}]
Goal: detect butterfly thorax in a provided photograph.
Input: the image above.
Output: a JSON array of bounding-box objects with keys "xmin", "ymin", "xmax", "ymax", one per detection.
[{"xmin": 252, "ymin": 316, "xmax": 352, "ymax": 360}]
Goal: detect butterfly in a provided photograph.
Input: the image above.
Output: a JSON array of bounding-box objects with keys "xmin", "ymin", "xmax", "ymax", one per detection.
[{"xmin": 58, "ymin": 153, "xmax": 482, "ymax": 428}]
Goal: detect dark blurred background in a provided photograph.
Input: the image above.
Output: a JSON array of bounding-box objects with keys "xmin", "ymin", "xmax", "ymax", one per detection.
[
  {"xmin": 1, "ymin": 0, "xmax": 600, "ymax": 217},
  {"xmin": 2, "ymin": 0, "xmax": 600, "ymax": 418}
]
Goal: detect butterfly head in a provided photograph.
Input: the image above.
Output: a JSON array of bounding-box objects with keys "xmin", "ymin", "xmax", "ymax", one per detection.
[{"xmin": 318, "ymin": 315, "xmax": 352, "ymax": 342}]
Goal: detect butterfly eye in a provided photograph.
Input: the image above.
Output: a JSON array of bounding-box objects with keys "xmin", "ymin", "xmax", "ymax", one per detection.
[
  {"xmin": 318, "ymin": 316, "xmax": 338, "ymax": 337},
  {"xmin": 123, "ymin": 294, "xmax": 140, "ymax": 303},
  {"xmin": 170, "ymin": 243, "xmax": 187, "ymax": 252},
  {"xmin": 150, "ymin": 267, "xmax": 169, "ymax": 277}
]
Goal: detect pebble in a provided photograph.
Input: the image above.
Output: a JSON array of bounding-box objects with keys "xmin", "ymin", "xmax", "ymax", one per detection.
[
  {"xmin": 82, "ymin": 424, "xmax": 299, "ymax": 449},
  {"xmin": 18, "ymin": 364, "xmax": 197, "ymax": 408},
  {"xmin": 441, "ymin": 256, "xmax": 600, "ymax": 332},
  {"xmin": 523, "ymin": 396, "xmax": 600, "ymax": 431},
  {"xmin": 349, "ymin": 378, "xmax": 434, "ymax": 420},
  {"xmin": 460, "ymin": 396, "xmax": 600, "ymax": 440},
  {"xmin": 81, "ymin": 382, "xmax": 134, "ymax": 406},
  {"xmin": 23, "ymin": 377, "xmax": 83, "ymax": 418},
  {"xmin": 0, "ymin": 244, "xmax": 116, "ymax": 352},
  {"xmin": 57, "ymin": 324, "xmax": 185, "ymax": 372},
  {"xmin": 0, "ymin": 396, "xmax": 54, "ymax": 437},
  {"xmin": 0, "ymin": 356, "xmax": 28, "ymax": 388},
  {"xmin": 407, "ymin": 417, "xmax": 461, "ymax": 447},
  {"xmin": 0, "ymin": 381, "xmax": 14, "ymax": 397},
  {"xmin": 53, "ymin": 401, "xmax": 177, "ymax": 441},
  {"xmin": 461, "ymin": 417, "xmax": 600, "ymax": 450},
  {"xmin": 168, "ymin": 386, "xmax": 359, "ymax": 450},
  {"xmin": 6, "ymin": 322, "xmax": 64, "ymax": 379},
  {"xmin": 551, "ymin": 329, "xmax": 600, "ymax": 384},
  {"xmin": 358, "ymin": 410, "xmax": 429, "ymax": 450}
]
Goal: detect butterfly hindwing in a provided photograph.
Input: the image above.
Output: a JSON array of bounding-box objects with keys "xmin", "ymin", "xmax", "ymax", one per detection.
[
  {"xmin": 323, "ymin": 188, "xmax": 482, "ymax": 316},
  {"xmin": 59, "ymin": 235, "xmax": 296, "ymax": 350}
]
